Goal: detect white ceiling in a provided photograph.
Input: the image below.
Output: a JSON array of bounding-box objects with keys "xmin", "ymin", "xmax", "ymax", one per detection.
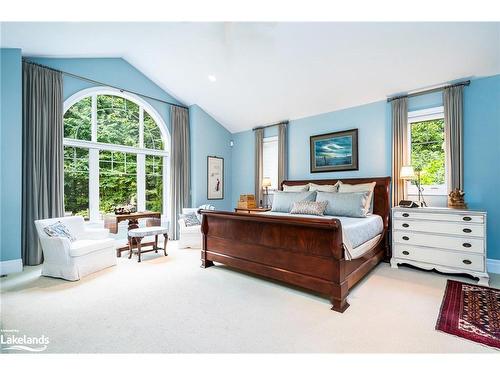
[{"xmin": 1, "ymin": 22, "xmax": 499, "ymax": 133}]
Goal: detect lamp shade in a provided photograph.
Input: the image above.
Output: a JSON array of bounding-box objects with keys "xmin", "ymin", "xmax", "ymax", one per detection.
[
  {"xmin": 262, "ymin": 177, "xmax": 272, "ymax": 188},
  {"xmin": 400, "ymin": 166, "xmax": 416, "ymax": 180}
]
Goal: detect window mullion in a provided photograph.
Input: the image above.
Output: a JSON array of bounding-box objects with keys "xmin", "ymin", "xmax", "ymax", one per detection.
[
  {"xmin": 139, "ymin": 107, "xmax": 144, "ymax": 149},
  {"xmin": 89, "ymin": 148, "xmax": 100, "ymax": 222},
  {"xmin": 91, "ymin": 94, "xmax": 97, "ymax": 142},
  {"xmin": 137, "ymin": 154, "xmax": 146, "ymax": 212}
]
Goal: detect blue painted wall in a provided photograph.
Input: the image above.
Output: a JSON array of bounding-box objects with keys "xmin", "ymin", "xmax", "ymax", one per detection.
[
  {"xmin": 463, "ymin": 75, "xmax": 500, "ymax": 261},
  {"xmin": 190, "ymin": 105, "xmax": 233, "ymax": 211},
  {"xmin": 0, "ymin": 48, "xmax": 22, "ymax": 262},
  {"xmin": 231, "ymin": 100, "xmax": 390, "ymax": 206},
  {"xmin": 231, "ymin": 74, "xmax": 500, "ymax": 260}
]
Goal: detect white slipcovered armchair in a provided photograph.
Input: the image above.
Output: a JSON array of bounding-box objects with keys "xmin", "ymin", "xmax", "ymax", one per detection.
[
  {"xmin": 178, "ymin": 208, "xmax": 202, "ymax": 249},
  {"xmin": 34, "ymin": 216, "xmax": 116, "ymax": 281}
]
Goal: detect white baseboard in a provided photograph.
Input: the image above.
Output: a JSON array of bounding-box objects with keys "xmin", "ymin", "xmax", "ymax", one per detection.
[
  {"xmin": 0, "ymin": 258, "xmax": 23, "ymax": 276},
  {"xmin": 487, "ymin": 258, "xmax": 500, "ymax": 275}
]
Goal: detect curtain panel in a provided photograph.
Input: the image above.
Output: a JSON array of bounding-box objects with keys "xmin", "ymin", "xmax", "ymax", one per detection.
[
  {"xmin": 391, "ymin": 97, "xmax": 409, "ymax": 207},
  {"xmin": 443, "ymin": 86, "xmax": 464, "ymax": 191},
  {"xmin": 169, "ymin": 105, "xmax": 190, "ymax": 240},
  {"xmin": 22, "ymin": 62, "xmax": 65, "ymax": 266},
  {"xmin": 277, "ymin": 122, "xmax": 288, "ymax": 186},
  {"xmin": 254, "ymin": 128, "xmax": 264, "ymax": 206}
]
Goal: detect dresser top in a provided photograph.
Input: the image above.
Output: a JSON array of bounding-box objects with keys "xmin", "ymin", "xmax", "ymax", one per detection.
[{"xmin": 392, "ymin": 206, "xmax": 486, "ymax": 215}]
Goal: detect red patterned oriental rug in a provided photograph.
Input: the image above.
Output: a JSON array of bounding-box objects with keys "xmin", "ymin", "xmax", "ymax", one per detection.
[{"xmin": 436, "ymin": 280, "xmax": 499, "ymax": 349}]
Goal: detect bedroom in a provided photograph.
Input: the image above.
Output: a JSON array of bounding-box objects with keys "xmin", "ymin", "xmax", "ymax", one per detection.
[{"xmin": 1, "ymin": 1, "xmax": 499, "ymax": 373}]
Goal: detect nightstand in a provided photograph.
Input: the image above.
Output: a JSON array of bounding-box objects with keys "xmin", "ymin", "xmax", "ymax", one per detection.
[
  {"xmin": 234, "ymin": 207, "xmax": 271, "ymax": 214},
  {"xmin": 391, "ymin": 206, "xmax": 489, "ymax": 286}
]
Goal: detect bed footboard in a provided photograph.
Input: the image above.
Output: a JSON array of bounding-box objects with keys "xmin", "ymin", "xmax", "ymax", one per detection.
[{"xmin": 199, "ymin": 210, "xmax": 352, "ymax": 312}]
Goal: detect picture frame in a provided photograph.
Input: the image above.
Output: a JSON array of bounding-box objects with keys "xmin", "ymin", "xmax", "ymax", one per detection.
[
  {"xmin": 310, "ymin": 129, "xmax": 358, "ymax": 173},
  {"xmin": 207, "ymin": 156, "xmax": 224, "ymax": 200}
]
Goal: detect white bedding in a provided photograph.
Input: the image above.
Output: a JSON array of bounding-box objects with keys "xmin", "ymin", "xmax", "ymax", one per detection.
[{"xmin": 259, "ymin": 212, "xmax": 384, "ymax": 260}]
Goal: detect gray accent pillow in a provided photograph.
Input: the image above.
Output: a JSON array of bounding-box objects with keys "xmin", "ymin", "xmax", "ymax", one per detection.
[
  {"xmin": 179, "ymin": 212, "xmax": 201, "ymax": 227},
  {"xmin": 338, "ymin": 181, "xmax": 376, "ymax": 213},
  {"xmin": 271, "ymin": 191, "xmax": 317, "ymax": 213},
  {"xmin": 43, "ymin": 221, "xmax": 76, "ymax": 241},
  {"xmin": 316, "ymin": 191, "xmax": 370, "ymax": 218},
  {"xmin": 290, "ymin": 201, "xmax": 328, "ymax": 216}
]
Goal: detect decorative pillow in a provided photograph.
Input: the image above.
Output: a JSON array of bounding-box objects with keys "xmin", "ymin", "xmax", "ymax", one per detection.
[
  {"xmin": 316, "ymin": 191, "xmax": 370, "ymax": 218},
  {"xmin": 290, "ymin": 201, "xmax": 328, "ymax": 216},
  {"xmin": 338, "ymin": 181, "xmax": 376, "ymax": 213},
  {"xmin": 43, "ymin": 221, "xmax": 76, "ymax": 241},
  {"xmin": 271, "ymin": 191, "xmax": 317, "ymax": 212},
  {"xmin": 308, "ymin": 182, "xmax": 340, "ymax": 192},
  {"xmin": 179, "ymin": 212, "xmax": 201, "ymax": 227},
  {"xmin": 283, "ymin": 184, "xmax": 309, "ymax": 192}
]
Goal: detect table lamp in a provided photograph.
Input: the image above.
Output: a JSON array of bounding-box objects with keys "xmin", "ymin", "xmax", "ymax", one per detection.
[
  {"xmin": 262, "ymin": 177, "xmax": 272, "ymax": 208},
  {"xmin": 400, "ymin": 165, "xmax": 427, "ymax": 207}
]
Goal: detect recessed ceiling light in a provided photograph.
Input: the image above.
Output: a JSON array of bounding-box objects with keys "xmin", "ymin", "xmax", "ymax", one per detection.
[{"xmin": 208, "ymin": 75, "xmax": 216, "ymax": 82}]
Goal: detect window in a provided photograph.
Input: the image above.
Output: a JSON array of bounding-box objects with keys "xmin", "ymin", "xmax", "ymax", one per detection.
[
  {"xmin": 63, "ymin": 88, "xmax": 169, "ymax": 222},
  {"xmin": 262, "ymin": 136, "xmax": 279, "ymax": 190},
  {"xmin": 408, "ymin": 106, "xmax": 447, "ymax": 195}
]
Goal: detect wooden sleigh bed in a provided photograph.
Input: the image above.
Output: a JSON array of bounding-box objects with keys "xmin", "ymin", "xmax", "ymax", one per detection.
[{"xmin": 199, "ymin": 177, "xmax": 391, "ymax": 312}]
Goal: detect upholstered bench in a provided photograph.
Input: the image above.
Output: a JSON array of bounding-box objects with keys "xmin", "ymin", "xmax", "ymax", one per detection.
[{"xmin": 128, "ymin": 226, "xmax": 168, "ymax": 262}]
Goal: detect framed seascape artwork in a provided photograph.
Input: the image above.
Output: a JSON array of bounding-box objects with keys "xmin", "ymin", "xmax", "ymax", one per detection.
[
  {"xmin": 310, "ymin": 129, "xmax": 358, "ymax": 173},
  {"xmin": 207, "ymin": 156, "xmax": 224, "ymax": 200}
]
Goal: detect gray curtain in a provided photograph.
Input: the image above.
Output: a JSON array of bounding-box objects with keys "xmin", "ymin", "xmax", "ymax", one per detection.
[
  {"xmin": 169, "ymin": 105, "xmax": 190, "ymax": 240},
  {"xmin": 254, "ymin": 128, "xmax": 264, "ymax": 206},
  {"xmin": 443, "ymin": 86, "xmax": 464, "ymax": 191},
  {"xmin": 277, "ymin": 122, "xmax": 288, "ymax": 187},
  {"xmin": 22, "ymin": 62, "xmax": 64, "ymax": 265},
  {"xmin": 391, "ymin": 97, "xmax": 409, "ymax": 207}
]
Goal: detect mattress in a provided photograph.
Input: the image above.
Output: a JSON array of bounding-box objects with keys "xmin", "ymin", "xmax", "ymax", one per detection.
[{"xmin": 259, "ymin": 212, "xmax": 384, "ymax": 260}]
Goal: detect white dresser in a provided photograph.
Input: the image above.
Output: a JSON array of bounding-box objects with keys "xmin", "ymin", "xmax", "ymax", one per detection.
[{"xmin": 391, "ymin": 206, "xmax": 489, "ymax": 286}]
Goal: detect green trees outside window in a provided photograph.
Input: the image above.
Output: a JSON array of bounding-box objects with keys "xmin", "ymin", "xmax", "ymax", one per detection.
[
  {"xmin": 63, "ymin": 92, "xmax": 168, "ymax": 220},
  {"xmin": 410, "ymin": 118, "xmax": 445, "ymax": 186}
]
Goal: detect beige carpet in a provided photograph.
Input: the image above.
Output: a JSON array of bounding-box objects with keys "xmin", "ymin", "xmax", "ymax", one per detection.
[{"xmin": 1, "ymin": 241, "xmax": 498, "ymax": 353}]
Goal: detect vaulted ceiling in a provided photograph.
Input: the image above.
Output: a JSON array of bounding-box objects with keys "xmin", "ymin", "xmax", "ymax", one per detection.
[{"xmin": 1, "ymin": 22, "xmax": 499, "ymax": 133}]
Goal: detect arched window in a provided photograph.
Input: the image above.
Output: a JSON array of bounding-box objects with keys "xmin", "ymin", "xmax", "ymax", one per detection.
[{"xmin": 63, "ymin": 87, "xmax": 169, "ymax": 222}]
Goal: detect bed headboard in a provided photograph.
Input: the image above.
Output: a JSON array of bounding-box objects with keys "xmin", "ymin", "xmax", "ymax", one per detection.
[{"xmin": 280, "ymin": 177, "xmax": 391, "ymax": 229}]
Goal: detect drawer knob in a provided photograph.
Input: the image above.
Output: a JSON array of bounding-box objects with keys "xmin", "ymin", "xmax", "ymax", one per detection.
[
  {"xmin": 462, "ymin": 259, "xmax": 472, "ymax": 265},
  {"xmin": 402, "ymin": 236, "xmax": 409, "ymax": 241},
  {"xmin": 402, "ymin": 250, "xmax": 410, "ymax": 255},
  {"xmin": 402, "ymin": 223, "xmax": 409, "ymax": 228},
  {"xmin": 463, "ymin": 228, "xmax": 472, "ymax": 233},
  {"xmin": 402, "ymin": 213, "xmax": 410, "ymax": 217},
  {"xmin": 462, "ymin": 243, "xmax": 472, "ymax": 248},
  {"xmin": 462, "ymin": 216, "xmax": 472, "ymax": 221}
]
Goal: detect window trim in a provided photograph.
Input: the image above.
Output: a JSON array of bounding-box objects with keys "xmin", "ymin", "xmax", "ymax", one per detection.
[
  {"xmin": 63, "ymin": 87, "xmax": 170, "ymax": 223},
  {"xmin": 407, "ymin": 106, "xmax": 447, "ymax": 196}
]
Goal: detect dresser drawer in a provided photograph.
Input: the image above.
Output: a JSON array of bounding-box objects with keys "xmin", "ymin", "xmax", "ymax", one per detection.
[
  {"xmin": 393, "ymin": 210, "xmax": 483, "ymax": 223},
  {"xmin": 393, "ymin": 244, "xmax": 485, "ymax": 272},
  {"xmin": 393, "ymin": 231, "xmax": 484, "ymax": 254},
  {"xmin": 393, "ymin": 219, "xmax": 484, "ymax": 237}
]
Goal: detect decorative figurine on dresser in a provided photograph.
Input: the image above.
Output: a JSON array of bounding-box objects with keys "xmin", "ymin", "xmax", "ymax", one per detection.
[{"xmin": 391, "ymin": 206, "xmax": 489, "ymax": 286}]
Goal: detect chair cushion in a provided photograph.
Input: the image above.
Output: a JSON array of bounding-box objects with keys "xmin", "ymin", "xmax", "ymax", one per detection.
[
  {"xmin": 128, "ymin": 226, "xmax": 169, "ymax": 237},
  {"xmin": 69, "ymin": 238, "xmax": 115, "ymax": 257},
  {"xmin": 180, "ymin": 225, "xmax": 201, "ymax": 233}
]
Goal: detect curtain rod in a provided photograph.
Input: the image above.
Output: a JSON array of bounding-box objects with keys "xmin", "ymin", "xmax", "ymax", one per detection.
[
  {"xmin": 22, "ymin": 59, "xmax": 189, "ymax": 110},
  {"xmin": 252, "ymin": 120, "xmax": 289, "ymax": 131},
  {"xmin": 387, "ymin": 80, "xmax": 470, "ymax": 102}
]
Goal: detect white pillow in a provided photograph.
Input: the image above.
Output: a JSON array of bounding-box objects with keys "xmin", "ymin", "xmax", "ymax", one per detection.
[
  {"xmin": 309, "ymin": 182, "xmax": 340, "ymax": 193},
  {"xmin": 283, "ymin": 184, "xmax": 309, "ymax": 192},
  {"xmin": 338, "ymin": 181, "xmax": 376, "ymax": 213}
]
